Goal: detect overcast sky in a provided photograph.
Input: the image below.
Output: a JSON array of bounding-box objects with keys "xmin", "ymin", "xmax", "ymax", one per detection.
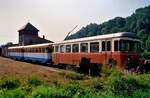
[{"xmin": 0, "ymin": 0, "xmax": 150, "ymax": 45}]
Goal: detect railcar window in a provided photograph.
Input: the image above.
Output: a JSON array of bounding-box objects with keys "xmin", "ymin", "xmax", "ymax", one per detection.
[
  {"xmin": 119, "ymin": 40, "xmax": 140, "ymax": 52},
  {"xmin": 60, "ymin": 45, "xmax": 65, "ymax": 53},
  {"xmin": 90, "ymin": 42, "xmax": 99, "ymax": 52},
  {"xmin": 42, "ymin": 48, "xmax": 45, "ymax": 53},
  {"xmin": 28, "ymin": 48, "xmax": 30, "ymax": 52},
  {"xmin": 40, "ymin": 48, "xmax": 42, "ymax": 53},
  {"xmin": 102, "ymin": 41, "xmax": 106, "ymax": 51},
  {"xmin": 38, "ymin": 48, "xmax": 40, "ymax": 53},
  {"xmin": 66, "ymin": 45, "xmax": 71, "ymax": 53},
  {"xmin": 114, "ymin": 40, "xmax": 119, "ymax": 51},
  {"xmin": 55, "ymin": 46, "xmax": 59, "ymax": 52},
  {"xmin": 119, "ymin": 40, "xmax": 126, "ymax": 51},
  {"xmin": 46, "ymin": 47, "xmax": 52, "ymax": 53},
  {"xmin": 36, "ymin": 48, "xmax": 39, "ymax": 53},
  {"xmin": 107, "ymin": 41, "xmax": 111, "ymax": 51},
  {"xmin": 73, "ymin": 44, "xmax": 79, "ymax": 52},
  {"xmin": 80, "ymin": 43, "xmax": 88, "ymax": 52}
]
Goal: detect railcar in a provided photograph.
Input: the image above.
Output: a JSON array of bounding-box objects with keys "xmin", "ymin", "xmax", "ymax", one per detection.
[
  {"xmin": 52, "ymin": 32, "xmax": 141, "ymax": 69},
  {"xmin": 8, "ymin": 43, "xmax": 53, "ymax": 64}
]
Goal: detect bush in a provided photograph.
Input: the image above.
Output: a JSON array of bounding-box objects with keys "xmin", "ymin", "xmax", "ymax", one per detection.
[
  {"xmin": 105, "ymin": 72, "xmax": 136, "ymax": 96},
  {"xmin": 32, "ymin": 85, "xmax": 70, "ymax": 98},
  {"xmin": 0, "ymin": 88, "xmax": 25, "ymax": 98},
  {"xmin": 132, "ymin": 89, "xmax": 150, "ymax": 98},
  {"xmin": 89, "ymin": 78, "xmax": 104, "ymax": 92},
  {"xmin": 105, "ymin": 72, "xmax": 150, "ymax": 98},
  {"xmin": 63, "ymin": 81, "xmax": 81, "ymax": 96},
  {"xmin": 28, "ymin": 76, "xmax": 43, "ymax": 87},
  {"xmin": 142, "ymin": 52, "xmax": 150, "ymax": 59},
  {"xmin": 101, "ymin": 65, "xmax": 115, "ymax": 77},
  {"xmin": 73, "ymin": 88, "xmax": 99, "ymax": 98},
  {"xmin": 0, "ymin": 79, "xmax": 20, "ymax": 90},
  {"xmin": 61, "ymin": 71, "xmax": 86, "ymax": 80}
]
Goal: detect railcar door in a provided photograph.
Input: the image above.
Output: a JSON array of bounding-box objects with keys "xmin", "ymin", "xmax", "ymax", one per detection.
[
  {"xmin": 46, "ymin": 46, "xmax": 53, "ymax": 62},
  {"xmin": 106, "ymin": 40, "xmax": 113, "ymax": 65},
  {"xmin": 102, "ymin": 40, "xmax": 112, "ymax": 65}
]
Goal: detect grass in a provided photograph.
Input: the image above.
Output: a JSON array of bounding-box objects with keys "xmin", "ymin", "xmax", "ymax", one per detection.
[{"xmin": 0, "ymin": 69, "xmax": 149, "ymax": 98}]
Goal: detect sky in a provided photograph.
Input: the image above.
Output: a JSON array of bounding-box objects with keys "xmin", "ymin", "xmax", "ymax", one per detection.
[{"xmin": 0, "ymin": 0, "xmax": 150, "ymax": 45}]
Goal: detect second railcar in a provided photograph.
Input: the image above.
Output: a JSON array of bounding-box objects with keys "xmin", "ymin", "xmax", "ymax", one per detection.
[{"xmin": 8, "ymin": 43, "xmax": 53, "ymax": 64}]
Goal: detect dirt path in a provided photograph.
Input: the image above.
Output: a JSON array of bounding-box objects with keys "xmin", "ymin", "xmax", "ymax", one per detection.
[{"xmin": 0, "ymin": 57, "xmax": 64, "ymax": 84}]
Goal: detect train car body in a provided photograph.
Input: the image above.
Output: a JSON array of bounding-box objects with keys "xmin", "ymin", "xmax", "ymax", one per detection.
[
  {"xmin": 52, "ymin": 32, "xmax": 141, "ymax": 69},
  {"xmin": 8, "ymin": 43, "xmax": 53, "ymax": 64},
  {"xmin": 23, "ymin": 44, "xmax": 53, "ymax": 63}
]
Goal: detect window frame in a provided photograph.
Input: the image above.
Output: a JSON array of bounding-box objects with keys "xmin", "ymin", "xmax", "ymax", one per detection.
[
  {"xmin": 80, "ymin": 43, "xmax": 88, "ymax": 53},
  {"xmin": 90, "ymin": 42, "xmax": 99, "ymax": 53},
  {"xmin": 72, "ymin": 43, "xmax": 79, "ymax": 53}
]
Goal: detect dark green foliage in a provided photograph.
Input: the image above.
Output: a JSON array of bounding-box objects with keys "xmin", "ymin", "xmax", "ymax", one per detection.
[
  {"xmin": 104, "ymin": 72, "xmax": 150, "ymax": 98},
  {"xmin": 142, "ymin": 52, "xmax": 150, "ymax": 59},
  {"xmin": 0, "ymin": 88, "xmax": 25, "ymax": 98},
  {"xmin": 65, "ymin": 5, "xmax": 150, "ymax": 52},
  {"xmin": 28, "ymin": 76, "xmax": 43, "ymax": 87},
  {"xmin": 32, "ymin": 86, "xmax": 70, "ymax": 98},
  {"xmin": 0, "ymin": 79, "xmax": 20, "ymax": 90},
  {"xmin": 89, "ymin": 78, "xmax": 104, "ymax": 92},
  {"xmin": 61, "ymin": 71, "xmax": 85, "ymax": 80},
  {"xmin": 63, "ymin": 81, "xmax": 81, "ymax": 96},
  {"xmin": 0, "ymin": 73, "xmax": 150, "ymax": 98}
]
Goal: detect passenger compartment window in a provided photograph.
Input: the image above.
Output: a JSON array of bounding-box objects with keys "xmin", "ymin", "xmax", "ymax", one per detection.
[
  {"xmin": 102, "ymin": 41, "xmax": 106, "ymax": 51},
  {"xmin": 107, "ymin": 41, "xmax": 111, "ymax": 51},
  {"xmin": 55, "ymin": 46, "xmax": 59, "ymax": 53},
  {"xmin": 114, "ymin": 40, "xmax": 119, "ymax": 51},
  {"xmin": 60, "ymin": 45, "xmax": 65, "ymax": 53},
  {"xmin": 90, "ymin": 42, "xmax": 99, "ymax": 52},
  {"xmin": 73, "ymin": 44, "xmax": 79, "ymax": 53},
  {"xmin": 80, "ymin": 43, "xmax": 88, "ymax": 52},
  {"xmin": 66, "ymin": 45, "xmax": 71, "ymax": 53}
]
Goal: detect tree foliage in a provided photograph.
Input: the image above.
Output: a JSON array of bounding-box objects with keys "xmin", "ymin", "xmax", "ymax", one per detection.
[{"xmin": 65, "ymin": 5, "xmax": 150, "ymax": 52}]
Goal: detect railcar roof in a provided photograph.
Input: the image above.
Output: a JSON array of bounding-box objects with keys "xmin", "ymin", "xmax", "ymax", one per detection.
[
  {"xmin": 8, "ymin": 43, "xmax": 52, "ymax": 49},
  {"xmin": 23, "ymin": 43, "xmax": 52, "ymax": 48},
  {"xmin": 54, "ymin": 32, "xmax": 139, "ymax": 44}
]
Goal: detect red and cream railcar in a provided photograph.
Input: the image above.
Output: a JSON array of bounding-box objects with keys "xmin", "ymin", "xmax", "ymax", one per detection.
[{"xmin": 52, "ymin": 32, "xmax": 141, "ymax": 68}]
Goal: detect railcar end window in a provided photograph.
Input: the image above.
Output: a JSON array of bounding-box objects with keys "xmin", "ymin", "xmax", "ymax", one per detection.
[
  {"xmin": 73, "ymin": 44, "xmax": 79, "ymax": 53},
  {"xmin": 90, "ymin": 42, "xmax": 99, "ymax": 52},
  {"xmin": 119, "ymin": 40, "xmax": 139, "ymax": 52},
  {"xmin": 66, "ymin": 45, "xmax": 71, "ymax": 53}
]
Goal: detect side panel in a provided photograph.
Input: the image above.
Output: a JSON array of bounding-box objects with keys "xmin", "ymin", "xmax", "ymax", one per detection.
[
  {"xmin": 24, "ymin": 52, "xmax": 51, "ymax": 63},
  {"xmin": 8, "ymin": 52, "xmax": 23, "ymax": 59},
  {"xmin": 52, "ymin": 52, "xmax": 140, "ymax": 68},
  {"xmin": 52, "ymin": 53, "xmax": 108, "ymax": 65}
]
